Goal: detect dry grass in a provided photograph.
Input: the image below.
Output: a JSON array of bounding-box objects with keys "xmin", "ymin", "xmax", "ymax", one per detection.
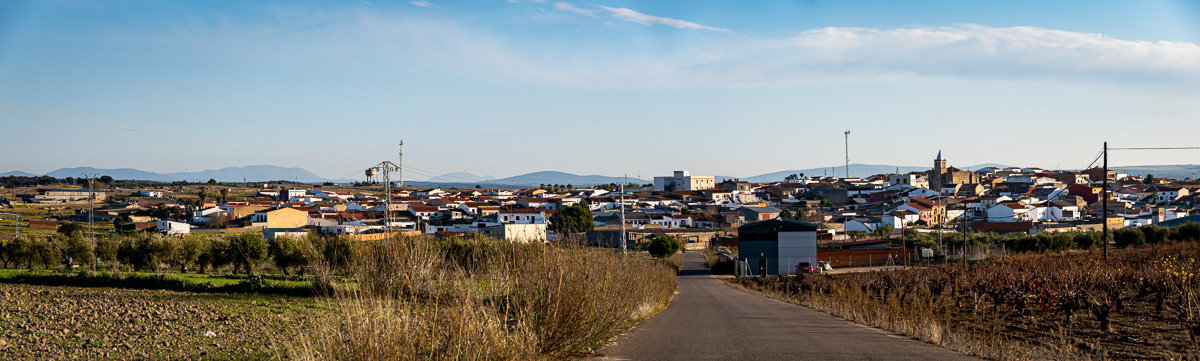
[{"xmin": 290, "ymin": 235, "xmax": 677, "ymax": 360}]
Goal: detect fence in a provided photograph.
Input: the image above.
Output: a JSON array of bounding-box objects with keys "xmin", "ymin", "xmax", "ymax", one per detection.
[
  {"xmin": 817, "ymin": 249, "xmax": 915, "ymax": 268},
  {"xmin": 938, "ymin": 243, "xmax": 1007, "ymax": 262}
]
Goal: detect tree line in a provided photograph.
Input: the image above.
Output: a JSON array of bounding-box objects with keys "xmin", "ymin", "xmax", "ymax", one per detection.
[
  {"xmin": 903, "ymin": 222, "xmax": 1200, "ymax": 254},
  {"xmin": 0, "ymin": 231, "xmax": 357, "ymax": 276}
]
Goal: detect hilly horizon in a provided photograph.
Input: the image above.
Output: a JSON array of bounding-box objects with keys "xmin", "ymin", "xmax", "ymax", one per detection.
[
  {"xmin": 7, "ymin": 162, "xmax": 1198, "ymax": 187},
  {"xmin": 4, "ymin": 166, "xmax": 330, "ymax": 183}
]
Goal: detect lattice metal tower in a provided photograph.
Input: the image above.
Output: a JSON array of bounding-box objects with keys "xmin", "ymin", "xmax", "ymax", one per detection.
[{"xmin": 371, "ymin": 161, "xmax": 400, "ymax": 238}]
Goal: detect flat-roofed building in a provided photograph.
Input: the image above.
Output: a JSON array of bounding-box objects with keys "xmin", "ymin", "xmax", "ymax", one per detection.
[{"xmin": 33, "ymin": 188, "xmax": 106, "ymax": 203}]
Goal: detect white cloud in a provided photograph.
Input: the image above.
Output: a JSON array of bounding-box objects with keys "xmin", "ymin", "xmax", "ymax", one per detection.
[
  {"xmin": 752, "ymin": 24, "xmax": 1200, "ymax": 83},
  {"xmin": 553, "ymin": 2, "xmax": 730, "ymax": 32},
  {"xmin": 409, "ymin": 1, "xmax": 435, "ymax": 8},
  {"xmin": 150, "ymin": 11, "xmax": 1200, "ymax": 89},
  {"xmin": 553, "ymin": 2, "xmax": 596, "ymax": 17},
  {"xmin": 594, "ymin": 5, "xmax": 730, "ymax": 32}
]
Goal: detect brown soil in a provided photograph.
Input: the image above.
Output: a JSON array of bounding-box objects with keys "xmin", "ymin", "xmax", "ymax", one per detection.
[{"xmin": 0, "ymin": 284, "xmax": 329, "ymax": 360}]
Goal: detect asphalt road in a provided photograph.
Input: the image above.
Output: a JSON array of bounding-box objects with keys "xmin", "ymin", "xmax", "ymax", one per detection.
[{"xmin": 595, "ymin": 252, "xmax": 980, "ymax": 361}]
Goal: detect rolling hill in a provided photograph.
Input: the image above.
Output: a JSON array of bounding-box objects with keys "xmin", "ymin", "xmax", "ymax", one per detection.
[{"xmin": 27, "ymin": 166, "xmax": 330, "ymax": 183}]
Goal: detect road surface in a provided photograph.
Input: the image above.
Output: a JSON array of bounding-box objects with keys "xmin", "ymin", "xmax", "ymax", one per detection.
[{"xmin": 595, "ymin": 252, "xmax": 979, "ymax": 361}]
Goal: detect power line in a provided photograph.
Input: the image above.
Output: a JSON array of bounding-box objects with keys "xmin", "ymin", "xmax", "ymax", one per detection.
[
  {"xmin": 1109, "ymin": 147, "xmax": 1200, "ymax": 151},
  {"xmin": 1081, "ymin": 149, "xmax": 1105, "ymax": 171}
]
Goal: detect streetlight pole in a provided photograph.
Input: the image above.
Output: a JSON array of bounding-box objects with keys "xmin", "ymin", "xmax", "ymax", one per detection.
[{"xmin": 619, "ymin": 175, "xmax": 627, "ymax": 257}]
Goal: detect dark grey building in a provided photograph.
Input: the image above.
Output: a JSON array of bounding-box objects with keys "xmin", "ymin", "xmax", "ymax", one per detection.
[{"xmin": 738, "ymin": 218, "xmax": 818, "ymax": 276}]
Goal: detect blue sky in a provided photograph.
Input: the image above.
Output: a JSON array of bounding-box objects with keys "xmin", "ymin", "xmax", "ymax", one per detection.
[{"xmin": 1, "ymin": 0, "xmax": 1198, "ymax": 181}]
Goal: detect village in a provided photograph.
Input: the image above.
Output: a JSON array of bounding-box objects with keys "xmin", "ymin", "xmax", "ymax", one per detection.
[{"xmin": 6, "ymin": 152, "xmax": 1197, "ymax": 255}]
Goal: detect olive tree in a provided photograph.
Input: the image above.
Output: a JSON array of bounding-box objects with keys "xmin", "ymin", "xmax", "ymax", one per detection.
[
  {"xmin": 269, "ymin": 235, "xmax": 310, "ymax": 275},
  {"xmin": 648, "ymin": 236, "xmax": 681, "ymax": 259},
  {"xmin": 228, "ymin": 233, "xmax": 269, "ymax": 275}
]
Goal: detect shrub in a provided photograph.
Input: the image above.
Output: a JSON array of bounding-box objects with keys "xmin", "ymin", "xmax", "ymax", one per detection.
[
  {"xmin": 4, "ymin": 235, "xmax": 36, "ymax": 269},
  {"xmin": 1114, "ymin": 228, "xmax": 1146, "ymax": 248},
  {"xmin": 292, "ymin": 235, "xmax": 677, "ymax": 360},
  {"xmin": 323, "ymin": 236, "xmax": 356, "ymax": 274},
  {"xmin": 911, "ymin": 236, "xmax": 937, "ymax": 250},
  {"xmin": 199, "ymin": 236, "xmax": 232, "ymax": 273},
  {"xmin": 648, "ymin": 236, "xmax": 681, "ymax": 258},
  {"xmin": 30, "ymin": 235, "xmax": 64, "ymax": 269},
  {"xmin": 56, "ymin": 222, "xmax": 86, "ymax": 236},
  {"xmin": 118, "ymin": 234, "xmax": 171, "ymax": 271},
  {"xmin": 1074, "ymin": 232, "xmax": 1098, "ymax": 249},
  {"xmin": 94, "ymin": 236, "xmax": 120, "ymax": 269},
  {"xmin": 170, "ymin": 235, "xmax": 209, "ymax": 273},
  {"xmin": 1176, "ymin": 222, "xmax": 1200, "ymax": 241},
  {"xmin": 1140, "ymin": 225, "xmax": 1170, "ymax": 244},
  {"xmin": 1037, "ymin": 232, "xmax": 1075, "ymax": 252},
  {"xmin": 548, "ymin": 204, "xmax": 595, "ymax": 234},
  {"xmin": 269, "ymin": 235, "xmax": 309, "ymax": 275},
  {"xmin": 62, "ymin": 232, "xmax": 93, "ymax": 268},
  {"xmin": 227, "ymin": 233, "xmax": 269, "ymax": 275}
]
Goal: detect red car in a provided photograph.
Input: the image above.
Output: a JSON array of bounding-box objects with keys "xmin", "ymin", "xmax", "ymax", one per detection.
[{"xmin": 796, "ymin": 262, "xmax": 814, "ymax": 274}]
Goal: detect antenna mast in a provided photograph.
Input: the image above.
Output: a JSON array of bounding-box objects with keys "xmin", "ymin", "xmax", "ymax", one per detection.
[
  {"xmin": 844, "ymin": 130, "xmax": 851, "ymax": 178},
  {"xmin": 403, "ymin": 139, "xmax": 408, "ymax": 187}
]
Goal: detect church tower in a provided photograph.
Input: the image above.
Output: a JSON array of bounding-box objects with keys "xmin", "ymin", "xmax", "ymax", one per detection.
[
  {"xmin": 934, "ymin": 150, "xmax": 947, "ymax": 174},
  {"xmin": 930, "ymin": 150, "xmax": 947, "ymax": 191}
]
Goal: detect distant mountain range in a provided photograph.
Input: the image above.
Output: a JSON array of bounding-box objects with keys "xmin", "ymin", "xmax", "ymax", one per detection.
[
  {"xmin": 1111, "ymin": 165, "xmax": 1200, "ymax": 180},
  {"xmin": 418, "ymin": 171, "xmax": 649, "ymax": 186},
  {"xmin": 2, "ymin": 166, "xmax": 329, "ymax": 183},
  {"xmin": 424, "ymin": 172, "xmax": 494, "ymax": 183},
  {"xmin": 7, "ymin": 163, "xmax": 1196, "ymax": 187},
  {"xmin": 0, "ymin": 171, "xmax": 38, "ymax": 177}
]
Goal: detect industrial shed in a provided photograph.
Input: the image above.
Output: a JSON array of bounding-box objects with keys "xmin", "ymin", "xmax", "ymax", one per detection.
[{"xmin": 738, "ymin": 218, "xmax": 818, "ymax": 276}]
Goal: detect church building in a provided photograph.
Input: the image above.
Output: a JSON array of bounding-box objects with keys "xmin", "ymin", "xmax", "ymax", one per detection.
[{"xmin": 927, "ymin": 151, "xmax": 980, "ymax": 191}]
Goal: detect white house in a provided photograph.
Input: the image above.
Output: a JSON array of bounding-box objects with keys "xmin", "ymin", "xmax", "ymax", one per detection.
[
  {"xmin": 156, "ymin": 220, "xmax": 190, "ymax": 236},
  {"xmin": 986, "ymin": 203, "xmax": 1029, "ymax": 222},
  {"xmin": 133, "ymin": 190, "xmax": 164, "ymax": 198},
  {"xmin": 1044, "ymin": 201, "xmax": 1081, "ymax": 221},
  {"xmin": 414, "ymin": 188, "xmax": 448, "ymax": 199},
  {"xmin": 407, "ymin": 206, "xmax": 442, "ymax": 220},
  {"xmin": 883, "ymin": 210, "xmax": 920, "ymax": 228},
  {"xmin": 499, "ymin": 209, "xmax": 552, "ymax": 224},
  {"xmin": 887, "ymin": 174, "xmax": 929, "ymax": 189},
  {"xmin": 193, "ymin": 207, "xmax": 224, "ymax": 222},
  {"xmin": 844, "ymin": 218, "xmax": 880, "ymax": 233},
  {"xmin": 1150, "ymin": 186, "xmax": 1188, "ymax": 204}
]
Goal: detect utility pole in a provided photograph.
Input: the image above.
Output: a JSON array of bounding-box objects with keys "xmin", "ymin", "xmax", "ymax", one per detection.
[
  {"xmin": 82, "ymin": 172, "xmax": 98, "ymax": 249},
  {"xmin": 619, "ymin": 175, "xmax": 627, "ymax": 256},
  {"xmin": 1102, "ymin": 142, "xmax": 1108, "ymax": 261},
  {"xmin": 844, "ymin": 130, "xmax": 851, "ymax": 178}
]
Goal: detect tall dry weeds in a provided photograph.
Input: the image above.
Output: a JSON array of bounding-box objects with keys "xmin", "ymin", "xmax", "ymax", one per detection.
[{"xmin": 291, "ymin": 235, "xmax": 676, "ymax": 360}]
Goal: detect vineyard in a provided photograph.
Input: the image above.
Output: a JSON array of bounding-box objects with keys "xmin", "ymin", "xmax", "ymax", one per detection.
[{"xmin": 735, "ymin": 242, "xmax": 1200, "ymax": 360}]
